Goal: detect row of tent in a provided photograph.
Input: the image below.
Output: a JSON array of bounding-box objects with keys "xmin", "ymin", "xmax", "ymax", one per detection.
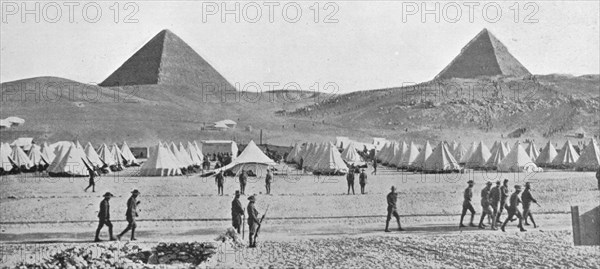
[
  {"xmin": 139, "ymin": 141, "xmax": 205, "ymax": 176},
  {"xmin": 374, "ymin": 138, "xmax": 600, "ymax": 172},
  {"xmin": 1, "ymin": 141, "xmax": 141, "ymax": 176},
  {"xmin": 286, "ymin": 142, "xmax": 350, "ymax": 174}
]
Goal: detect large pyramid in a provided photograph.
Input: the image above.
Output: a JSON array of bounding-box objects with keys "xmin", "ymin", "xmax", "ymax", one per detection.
[
  {"xmin": 435, "ymin": 29, "xmax": 531, "ymax": 80},
  {"xmin": 100, "ymin": 29, "xmax": 235, "ymax": 90}
]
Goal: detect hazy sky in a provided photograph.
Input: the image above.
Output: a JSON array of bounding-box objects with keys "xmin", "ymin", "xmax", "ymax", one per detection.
[{"xmin": 1, "ymin": 1, "xmax": 598, "ymax": 93}]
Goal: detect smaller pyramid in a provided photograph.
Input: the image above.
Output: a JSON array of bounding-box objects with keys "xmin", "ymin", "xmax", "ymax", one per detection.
[{"xmin": 435, "ymin": 29, "xmax": 531, "ymax": 80}]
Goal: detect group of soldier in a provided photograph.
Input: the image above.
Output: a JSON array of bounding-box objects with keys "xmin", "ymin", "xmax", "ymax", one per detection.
[
  {"xmin": 460, "ymin": 179, "xmax": 538, "ymax": 232},
  {"xmin": 94, "ymin": 189, "xmax": 141, "ymax": 242},
  {"xmin": 346, "ymin": 167, "xmax": 369, "ymax": 194},
  {"xmin": 215, "ymin": 169, "xmax": 274, "ymax": 196}
]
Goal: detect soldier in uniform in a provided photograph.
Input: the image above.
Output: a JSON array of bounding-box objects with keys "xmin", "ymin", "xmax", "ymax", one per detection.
[
  {"xmin": 498, "ymin": 179, "xmax": 510, "ymax": 223},
  {"xmin": 231, "ymin": 190, "xmax": 244, "ymax": 234},
  {"xmin": 359, "ymin": 169, "xmax": 367, "ymax": 194},
  {"xmin": 346, "ymin": 169, "xmax": 355, "ymax": 195},
  {"xmin": 239, "ymin": 170, "xmax": 247, "ymax": 195},
  {"xmin": 490, "ymin": 180, "xmax": 502, "ymax": 225},
  {"xmin": 117, "ymin": 189, "xmax": 141, "ymax": 241},
  {"xmin": 385, "ymin": 186, "xmax": 404, "ymax": 232},
  {"xmin": 501, "ymin": 185, "xmax": 526, "ymax": 232},
  {"xmin": 478, "ymin": 181, "xmax": 494, "ymax": 229},
  {"xmin": 247, "ymin": 195, "xmax": 260, "ymax": 247},
  {"xmin": 84, "ymin": 167, "xmax": 97, "ymax": 192},
  {"xmin": 265, "ymin": 169, "xmax": 273, "ymax": 195},
  {"xmin": 94, "ymin": 192, "xmax": 116, "ymax": 242},
  {"xmin": 459, "ymin": 180, "xmax": 477, "ymax": 228},
  {"xmin": 215, "ymin": 171, "xmax": 224, "ymax": 196},
  {"xmin": 521, "ymin": 182, "xmax": 538, "ymax": 228},
  {"xmin": 371, "ymin": 160, "xmax": 377, "ymax": 175}
]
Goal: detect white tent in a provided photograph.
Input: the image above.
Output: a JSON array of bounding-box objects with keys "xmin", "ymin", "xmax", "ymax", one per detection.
[
  {"xmin": 28, "ymin": 144, "xmax": 48, "ymax": 167},
  {"xmin": 97, "ymin": 143, "xmax": 116, "ymax": 167},
  {"xmin": 186, "ymin": 141, "xmax": 203, "ymax": 167},
  {"xmin": 48, "ymin": 143, "xmax": 92, "ymax": 177},
  {"xmin": 11, "ymin": 145, "xmax": 33, "ymax": 170},
  {"xmin": 552, "ymin": 140, "xmax": 580, "ymax": 168},
  {"xmin": 423, "ymin": 142, "xmax": 461, "ymax": 172},
  {"xmin": 120, "ymin": 141, "xmax": 139, "ymax": 166},
  {"xmin": 383, "ymin": 142, "xmax": 399, "ymax": 165},
  {"xmin": 399, "ymin": 141, "xmax": 419, "ymax": 169},
  {"xmin": 111, "ymin": 143, "xmax": 125, "ymax": 167},
  {"xmin": 84, "ymin": 142, "xmax": 104, "ymax": 168},
  {"xmin": 193, "ymin": 141, "xmax": 204, "ymax": 162},
  {"xmin": 497, "ymin": 142, "xmax": 540, "ymax": 172},
  {"xmin": 466, "ymin": 141, "xmax": 491, "ymax": 169},
  {"xmin": 1, "ymin": 143, "xmax": 14, "ymax": 172},
  {"xmin": 412, "ymin": 141, "xmax": 433, "ymax": 170},
  {"xmin": 139, "ymin": 143, "xmax": 183, "ymax": 176},
  {"xmin": 41, "ymin": 142, "xmax": 55, "ymax": 164},
  {"xmin": 486, "ymin": 141, "xmax": 509, "ymax": 169},
  {"xmin": 304, "ymin": 143, "xmax": 326, "ymax": 170},
  {"xmin": 390, "ymin": 141, "xmax": 407, "ymax": 167},
  {"xmin": 536, "ymin": 141, "xmax": 558, "ymax": 167},
  {"xmin": 525, "ymin": 142, "xmax": 540, "ymax": 161},
  {"xmin": 286, "ymin": 143, "xmax": 302, "ymax": 164},
  {"xmin": 574, "ymin": 139, "xmax": 600, "ymax": 171},
  {"xmin": 215, "ymin": 140, "xmax": 276, "ymax": 176},
  {"xmin": 341, "ymin": 142, "xmax": 366, "ymax": 167},
  {"xmin": 312, "ymin": 143, "xmax": 349, "ymax": 174},
  {"xmin": 453, "ymin": 143, "xmax": 468, "ymax": 163},
  {"xmin": 459, "ymin": 142, "xmax": 477, "ymax": 164}
]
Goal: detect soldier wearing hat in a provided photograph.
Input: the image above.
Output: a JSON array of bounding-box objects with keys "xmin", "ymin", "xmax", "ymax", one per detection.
[
  {"xmin": 265, "ymin": 169, "xmax": 273, "ymax": 195},
  {"xmin": 385, "ymin": 186, "xmax": 404, "ymax": 232},
  {"xmin": 231, "ymin": 190, "xmax": 244, "ymax": 234},
  {"xmin": 94, "ymin": 192, "xmax": 116, "ymax": 242},
  {"xmin": 478, "ymin": 181, "xmax": 494, "ymax": 229},
  {"xmin": 117, "ymin": 189, "xmax": 141, "ymax": 241},
  {"xmin": 489, "ymin": 180, "xmax": 502, "ymax": 226},
  {"xmin": 239, "ymin": 170, "xmax": 248, "ymax": 195},
  {"xmin": 247, "ymin": 195, "xmax": 260, "ymax": 247},
  {"xmin": 498, "ymin": 179, "xmax": 510, "ymax": 223},
  {"xmin": 522, "ymin": 182, "xmax": 538, "ymax": 228},
  {"xmin": 359, "ymin": 169, "xmax": 368, "ymax": 194},
  {"xmin": 346, "ymin": 168, "xmax": 355, "ymax": 195},
  {"xmin": 501, "ymin": 185, "xmax": 526, "ymax": 232},
  {"xmin": 215, "ymin": 171, "xmax": 225, "ymax": 196},
  {"xmin": 459, "ymin": 180, "xmax": 477, "ymax": 228}
]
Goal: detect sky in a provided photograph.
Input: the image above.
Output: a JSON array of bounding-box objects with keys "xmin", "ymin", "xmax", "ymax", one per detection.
[{"xmin": 1, "ymin": 1, "xmax": 599, "ymax": 93}]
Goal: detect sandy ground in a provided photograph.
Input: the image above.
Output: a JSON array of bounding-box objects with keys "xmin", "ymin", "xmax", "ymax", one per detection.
[{"xmin": 1, "ymin": 167, "xmax": 599, "ymax": 268}]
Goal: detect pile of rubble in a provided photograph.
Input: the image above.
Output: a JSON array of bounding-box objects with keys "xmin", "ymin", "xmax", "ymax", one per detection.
[
  {"xmin": 146, "ymin": 242, "xmax": 218, "ymax": 266},
  {"xmin": 214, "ymin": 227, "xmax": 246, "ymax": 249}
]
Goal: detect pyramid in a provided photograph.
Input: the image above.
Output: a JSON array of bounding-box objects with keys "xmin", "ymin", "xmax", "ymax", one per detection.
[
  {"xmin": 100, "ymin": 29, "xmax": 235, "ymax": 90},
  {"xmin": 435, "ymin": 29, "xmax": 531, "ymax": 80}
]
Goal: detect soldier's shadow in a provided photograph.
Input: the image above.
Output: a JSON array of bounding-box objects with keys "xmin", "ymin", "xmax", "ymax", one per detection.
[{"xmin": 402, "ymin": 225, "xmax": 487, "ymax": 234}]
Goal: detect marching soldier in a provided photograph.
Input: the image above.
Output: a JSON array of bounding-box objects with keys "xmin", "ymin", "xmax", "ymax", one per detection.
[
  {"xmin": 478, "ymin": 181, "xmax": 493, "ymax": 229},
  {"xmin": 501, "ymin": 185, "xmax": 526, "ymax": 232},
  {"xmin": 359, "ymin": 169, "xmax": 367, "ymax": 194},
  {"xmin": 231, "ymin": 190, "xmax": 244, "ymax": 234},
  {"xmin": 239, "ymin": 170, "xmax": 247, "ymax": 195},
  {"xmin": 215, "ymin": 171, "xmax": 225, "ymax": 196},
  {"xmin": 84, "ymin": 167, "xmax": 97, "ymax": 192},
  {"xmin": 490, "ymin": 180, "xmax": 502, "ymax": 225},
  {"xmin": 498, "ymin": 179, "xmax": 510, "ymax": 223},
  {"xmin": 459, "ymin": 180, "xmax": 477, "ymax": 228},
  {"xmin": 265, "ymin": 169, "xmax": 273, "ymax": 195},
  {"xmin": 522, "ymin": 182, "xmax": 538, "ymax": 228},
  {"xmin": 94, "ymin": 192, "xmax": 116, "ymax": 242},
  {"xmin": 346, "ymin": 169, "xmax": 355, "ymax": 195},
  {"xmin": 385, "ymin": 186, "xmax": 404, "ymax": 232},
  {"xmin": 117, "ymin": 189, "xmax": 141, "ymax": 241},
  {"xmin": 247, "ymin": 195, "xmax": 260, "ymax": 247}
]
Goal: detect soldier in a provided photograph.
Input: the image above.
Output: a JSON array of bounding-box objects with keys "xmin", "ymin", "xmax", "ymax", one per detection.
[
  {"xmin": 231, "ymin": 190, "xmax": 244, "ymax": 234},
  {"xmin": 385, "ymin": 186, "xmax": 404, "ymax": 232},
  {"xmin": 498, "ymin": 179, "xmax": 510, "ymax": 223},
  {"xmin": 117, "ymin": 189, "xmax": 141, "ymax": 241},
  {"xmin": 459, "ymin": 180, "xmax": 477, "ymax": 228},
  {"xmin": 371, "ymin": 160, "xmax": 377, "ymax": 175},
  {"xmin": 346, "ymin": 169, "xmax": 355, "ymax": 195},
  {"xmin": 490, "ymin": 180, "xmax": 501, "ymax": 225},
  {"xmin": 522, "ymin": 182, "xmax": 538, "ymax": 228},
  {"xmin": 215, "ymin": 171, "xmax": 224, "ymax": 196},
  {"xmin": 265, "ymin": 169, "xmax": 273, "ymax": 195},
  {"xmin": 478, "ymin": 181, "xmax": 494, "ymax": 229},
  {"xmin": 247, "ymin": 195, "xmax": 260, "ymax": 247},
  {"xmin": 501, "ymin": 185, "xmax": 526, "ymax": 232},
  {"xmin": 84, "ymin": 167, "xmax": 97, "ymax": 192},
  {"xmin": 359, "ymin": 169, "xmax": 367, "ymax": 194},
  {"xmin": 94, "ymin": 192, "xmax": 116, "ymax": 242},
  {"xmin": 239, "ymin": 170, "xmax": 247, "ymax": 195}
]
